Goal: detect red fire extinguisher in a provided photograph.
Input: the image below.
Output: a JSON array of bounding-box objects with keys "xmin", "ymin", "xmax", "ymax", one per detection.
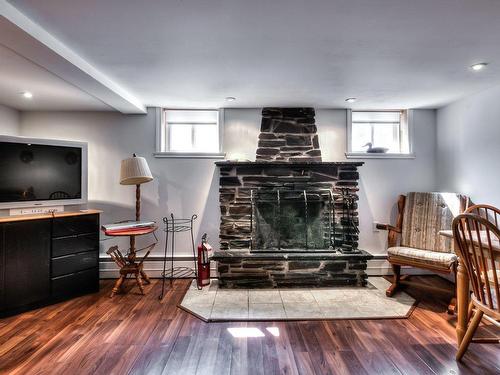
[{"xmin": 197, "ymin": 233, "xmax": 211, "ymax": 287}]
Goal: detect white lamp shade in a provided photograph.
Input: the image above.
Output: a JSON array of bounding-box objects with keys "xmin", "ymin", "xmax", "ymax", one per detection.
[{"xmin": 120, "ymin": 156, "xmax": 153, "ymax": 185}]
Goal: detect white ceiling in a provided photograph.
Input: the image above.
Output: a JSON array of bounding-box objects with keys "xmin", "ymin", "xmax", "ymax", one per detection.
[
  {"xmin": 0, "ymin": 43, "xmax": 112, "ymax": 111},
  {"xmin": 3, "ymin": 0, "xmax": 500, "ymax": 111}
]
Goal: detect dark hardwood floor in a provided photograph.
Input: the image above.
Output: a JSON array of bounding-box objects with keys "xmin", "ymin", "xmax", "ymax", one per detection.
[{"xmin": 0, "ymin": 276, "xmax": 498, "ymax": 375}]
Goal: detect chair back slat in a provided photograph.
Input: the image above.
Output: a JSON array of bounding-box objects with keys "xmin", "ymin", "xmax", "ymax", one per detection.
[
  {"xmin": 401, "ymin": 192, "xmax": 466, "ymax": 253},
  {"xmin": 453, "ymin": 213, "xmax": 500, "ymax": 314},
  {"xmin": 485, "ymin": 229, "xmax": 500, "ymax": 308},
  {"xmin": 474, "ymin": 223, "xmax": 494, "ymax": 306},
  {"xmin": 465, "ymin": 204, "xmax": 500, "ymax": 230}
]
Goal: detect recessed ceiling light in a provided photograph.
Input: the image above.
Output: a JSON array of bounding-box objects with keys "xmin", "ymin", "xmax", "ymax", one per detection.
[
  {"xmin": 470, "ymin": 63, "xmax": 488, "ymax": 71},
  {"xmin": 225, "ymin": 96, "xmax": 236, "ymax": 102},
  {"xmin": 345, "ymin": 97, "xmax": 357, "ymax": 103},
  {"xmin": 22, "ymin": 91, "xmax": 33, "ymax": 99}
]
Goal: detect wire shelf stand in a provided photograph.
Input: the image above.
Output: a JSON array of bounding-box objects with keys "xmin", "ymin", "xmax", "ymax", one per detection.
[{"xmin": 159, "ymin": 213, "xmax": 200, "ymax": 300}]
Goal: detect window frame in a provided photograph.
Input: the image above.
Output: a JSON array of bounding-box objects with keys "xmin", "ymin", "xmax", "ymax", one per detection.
[
  {"xmin": 346, "ymin": 109, "xmax": 415, "ymax": 159},
  {"xmin": 154, "ymin": 108, "xmax": 225, "ymax": 159}
]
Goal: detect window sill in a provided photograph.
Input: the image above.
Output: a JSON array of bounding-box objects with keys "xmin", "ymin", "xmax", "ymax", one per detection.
[
  {"xmin": 345, "ymin": 152, "xmax": 415, "ymax": 159},
  {"xmin": 153, "ymin": 152, "xmax": 226, "ymax": 159}
]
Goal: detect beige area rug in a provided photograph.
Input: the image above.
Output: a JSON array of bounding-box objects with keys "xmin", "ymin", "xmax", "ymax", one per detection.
[{"xmin": 179, "ymin": 277, "xmax": 417, "ymax": 322}]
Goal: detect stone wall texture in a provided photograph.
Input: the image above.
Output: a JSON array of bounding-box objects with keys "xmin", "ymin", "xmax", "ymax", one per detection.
[
  {"xmin": 217, "ymin": 161, "xmax": 363, "ymax": 252},
  {"xmin": 256, "ymin": 107, "xmax": 322, "ymax": 162},
  {"xmin": 213, "ymin": 107, "xmax": 372, "ymax": 288},
  {"xmin": 214, "ymin": 252, "xmax": 371, "ymax": 288}
]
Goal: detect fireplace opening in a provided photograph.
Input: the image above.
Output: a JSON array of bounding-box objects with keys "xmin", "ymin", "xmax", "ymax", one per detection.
[{"xmin": 251, "ymin": 188, "xmax": 359, "ymax": 253}]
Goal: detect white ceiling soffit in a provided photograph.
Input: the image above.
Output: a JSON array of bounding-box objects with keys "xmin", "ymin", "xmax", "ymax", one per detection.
[
  {"xmin": 0, "ymin": 44, "xmax": 113, "ymax": 111},
  {"xmin": 0, "ymin": 1, "xmax": 146, "ymax": 113},
  {"xmin": 4, "ymin": 0, "xmax": 500, "ymax": 110}
]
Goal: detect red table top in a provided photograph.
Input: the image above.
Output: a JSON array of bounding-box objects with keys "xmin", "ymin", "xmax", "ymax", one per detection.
[{"xmin": 103, "ymin": 225, "xmax": 158, "ymax": 237}]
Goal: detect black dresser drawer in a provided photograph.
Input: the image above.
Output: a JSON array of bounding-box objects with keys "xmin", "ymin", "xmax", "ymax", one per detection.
[
  {"xmin": 52, "ymin": 251, "xmax": 98, "ymax": 277},
  {"xmin": 52, "ymin": 214, "xmax": 99, "ymax": 238},
  {"xmin": 51, "ymin": 268, "xmax": 99, "ymax": 297},
  {"xmin": 52, "ymin": 233, "xmax": 98, "ymax": 258}
]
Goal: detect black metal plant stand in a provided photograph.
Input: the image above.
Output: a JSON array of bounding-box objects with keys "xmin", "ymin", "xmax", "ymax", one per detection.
[{"xmin": 159, "ymin": 213, "xmax": 199, "ymax": 300}]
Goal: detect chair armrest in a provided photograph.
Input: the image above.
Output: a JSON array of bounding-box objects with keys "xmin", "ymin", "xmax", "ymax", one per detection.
[{"xmin": 375, "ymin": 223, "xmax": 401, "ymax": 233}]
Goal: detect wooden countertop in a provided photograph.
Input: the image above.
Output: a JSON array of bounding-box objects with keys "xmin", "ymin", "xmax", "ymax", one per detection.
[{"xmin": 0, "ymin": 209, "xmax": 102, "ymax": 223}]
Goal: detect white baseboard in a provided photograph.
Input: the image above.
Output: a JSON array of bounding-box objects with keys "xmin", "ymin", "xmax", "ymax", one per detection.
[
  {"xmin": 99, "ymin": 259, "xmax": 199, "ymax": 279},
  {"xmin": 99, "ymin": 255, "xmax": 433, "ymax": 279},
  {"xmin": 366, "ymin": 256, "xmax": 431, "ymax": 276}
]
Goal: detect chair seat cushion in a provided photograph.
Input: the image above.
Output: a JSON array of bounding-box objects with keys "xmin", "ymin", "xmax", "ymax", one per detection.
[{"xmin": 388, "ymin": 246, "xmax": 457, "ymax": 268}]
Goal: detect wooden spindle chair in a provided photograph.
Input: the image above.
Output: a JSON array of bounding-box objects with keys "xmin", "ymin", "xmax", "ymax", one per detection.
[
  {"xmin": 465, "ymin": 204, "xmax": 500, "ymax": 230},
  {"xmin": 377, "ymin": 192, "xmax": 468, "ymax": 313},
  {"xmin": 106, "ymin": 243, "xmax": 155, "ymax": 297},
  {"xmin": 452, "ymin": 213, "xmax": 500, "ymax": 361}
]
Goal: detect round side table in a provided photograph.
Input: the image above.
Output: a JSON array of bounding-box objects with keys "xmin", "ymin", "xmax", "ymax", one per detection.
[{"xmin": 103, "ymin": 225, "xmax": 158, "ymax": 297}]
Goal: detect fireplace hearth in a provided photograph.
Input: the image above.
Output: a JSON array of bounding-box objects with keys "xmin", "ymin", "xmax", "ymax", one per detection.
[{"xmin": 213, "ymin": 108, "xmax": 372, "ymax": 288}]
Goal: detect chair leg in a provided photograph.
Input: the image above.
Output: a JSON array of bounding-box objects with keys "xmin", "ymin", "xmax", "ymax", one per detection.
[
  {"xmin": 110, "ymin": 275, "xmax": 126, "ymax": 298},
  {"xmin": 467, "ymin": 301, "xmax": 474, "ymax": 321},
  {"xmin": 448, "ymin": 297, "xmax": 457, "ymax": 315},
  {"xmin": 386, "ymin": 264, "xmax": 401, "ymax": 297},
  {"xmin": 448, "ymin": 262, "xmax": 458, "ymax": 314},
  {"xmin": 456, "ymin": 309, "xmax": 484, "ymax": 361},
  {"xmin": 135, "ymin": 273, "xmax": 145, "ymax": 295},
  {"xmin": 140, "ymin": 270, "xmax": 151, "ymax": 285}
]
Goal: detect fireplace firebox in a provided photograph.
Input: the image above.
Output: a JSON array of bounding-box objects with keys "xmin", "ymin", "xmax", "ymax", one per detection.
[{"xmin": 251, "ymin": 188, "xmax": 359, "ymax": 252}]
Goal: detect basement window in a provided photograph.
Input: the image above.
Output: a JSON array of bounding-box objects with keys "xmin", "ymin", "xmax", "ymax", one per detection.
[
  {"xmin": 346, "ymin": 110, "xmax": 414, "ymax": 159},
  {"xmin": 154, "ymin": 109, "xmax": 225, "ymax": 158}
]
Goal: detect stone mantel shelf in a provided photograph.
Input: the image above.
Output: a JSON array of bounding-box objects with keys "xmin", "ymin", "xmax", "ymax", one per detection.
[
  {"xmin": 215, "ymin": 161, "xmax": 364, "ymax": 167},
  {"xmin": 212, "ymin": 250, "xmax": 373, "ymax": 261}
]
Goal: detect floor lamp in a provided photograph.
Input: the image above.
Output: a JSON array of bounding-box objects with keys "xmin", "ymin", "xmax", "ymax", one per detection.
[{"xmin": 107, "ymin": 154, "xmax": 156, "ymax": 297}]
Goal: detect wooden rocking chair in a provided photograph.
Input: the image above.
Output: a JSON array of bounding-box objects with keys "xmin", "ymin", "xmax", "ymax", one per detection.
[{"xmin": 377, "ymin": 192, "xmax": 468, "ymax": 313}]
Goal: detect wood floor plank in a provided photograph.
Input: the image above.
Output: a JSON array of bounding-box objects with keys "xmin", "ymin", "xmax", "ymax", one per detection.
[
  {"xmin": 386, "ymin": 348, "xmax": 437, "ymax": 375},
  {"xmin": 211, "ymin": 324, "xmax": 233, "ymax": 375},
  {"xmin": 1, "ymin": 277, "xmax": 499, "ymax": 375}
]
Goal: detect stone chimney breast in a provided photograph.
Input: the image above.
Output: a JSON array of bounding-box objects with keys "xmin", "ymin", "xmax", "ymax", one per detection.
[{"xmin": 256, "ymin": 107, "xmax": 322, "ymax": 162}]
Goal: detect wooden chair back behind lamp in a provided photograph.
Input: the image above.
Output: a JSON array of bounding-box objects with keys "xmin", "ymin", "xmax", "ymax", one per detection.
[
  {"xmin": 453, "ymin": 213, "xmax": 500, "ymax": 361},
  {"xmin": 376, "ymin": 192, "xmax": 468, "ymax": 313}
]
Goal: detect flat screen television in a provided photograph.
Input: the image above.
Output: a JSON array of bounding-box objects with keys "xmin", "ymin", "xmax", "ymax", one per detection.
[{"xmin": 0, "ymin": 136, "xmax": 88, "ymax": 209}]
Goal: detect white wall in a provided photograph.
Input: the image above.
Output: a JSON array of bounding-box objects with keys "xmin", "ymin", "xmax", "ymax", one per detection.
[
  {"xmin": 18, "ymin": 107, "xmax": 437, "ymax": 275},
  {"xmin": 20, "ymin": 109, "xmax": 221, "ymax": 265},
  {"xmin": 224, "ymin": 109, "xmax": 261, "ymax": 161},
  {"xmin": 437, "ymin": 85, "xmax": 500, "ymax": 208},
  {"xmin": 0, "ymin": 104, "xmax": 20, "ymax": 135}
]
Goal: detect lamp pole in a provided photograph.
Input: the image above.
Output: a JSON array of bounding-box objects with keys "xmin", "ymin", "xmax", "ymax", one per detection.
[{"xmin": 129, "ymin": 183, "xmax": 141, "ymax": 261}]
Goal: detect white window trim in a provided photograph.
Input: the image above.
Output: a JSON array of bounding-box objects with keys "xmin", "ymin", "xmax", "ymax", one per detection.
[
  {"xmin": 154, "ymin": 108, "xmax": 226, "ymax": 159},
  {"xmin": 345, "ymin": 109, "xmax": 415, "ymax": 159}
]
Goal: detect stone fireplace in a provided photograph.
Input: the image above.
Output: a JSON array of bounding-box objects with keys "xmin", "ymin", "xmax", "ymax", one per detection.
[{"xmin": 213, "ymin": 108, "xmax": 372, "ymax": 288}]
